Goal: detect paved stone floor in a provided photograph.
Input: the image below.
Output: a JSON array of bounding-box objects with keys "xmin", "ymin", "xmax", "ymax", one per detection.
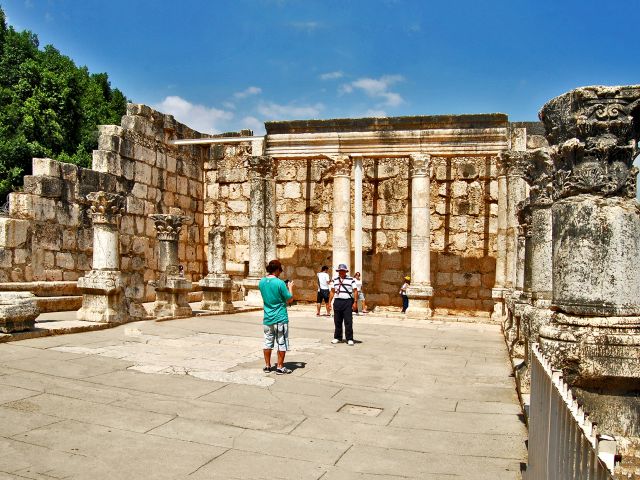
[{"xmin": 0, "ymin": 308, "xmax": 526, "ymax": 479}]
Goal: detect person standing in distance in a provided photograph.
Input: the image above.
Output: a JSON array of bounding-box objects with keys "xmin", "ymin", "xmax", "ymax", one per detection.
[
  {"xmin": 259, "ymin": 259, "xmax": 294, "ymax": 374},
  {"xmin": 328, "ymin": 263, "xmax": 358, "ymax": 345},
  {"xmin": 353, "ymin": 272, "xmax": 368, "ymax": 315},
  {"xmin": 316, "ymin": 265, "xmax": 331, "ymax": 317},
  {"xmin": 400, "ymin": 275, "xmax": 410, "ymax": 313}
]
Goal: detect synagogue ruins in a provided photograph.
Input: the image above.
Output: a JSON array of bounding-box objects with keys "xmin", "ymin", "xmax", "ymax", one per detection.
[{"xmin": 0, "ymin": 84, "xmax": 639, "ymax": 477}]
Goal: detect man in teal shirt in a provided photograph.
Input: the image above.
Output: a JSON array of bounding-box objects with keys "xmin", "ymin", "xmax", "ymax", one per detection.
[{"xmin": 259, "ymin": 259, "xmax": 294, "ymax": 375}]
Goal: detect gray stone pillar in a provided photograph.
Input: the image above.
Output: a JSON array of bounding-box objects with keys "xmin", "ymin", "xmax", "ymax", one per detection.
[
  {"xmin": 150, "ymin": 213, "xmax": 193, "ymax": 319},
  {"xmin": 332, "ymin": 155, "xmax": 352, "ymax": 269},
  {"xmin": 406, "ymin": 153, "xmax": 433, "ymax": 318},
  {"xmin": 505, "ymin": 156, "xmax": 528, "ymax": 290},
  {"xmin": 491, "ymin": 158, "xmax": 508, "ymax": 319},
  {"xmin": 243, "ymin": 155, "xmax": 275, "ymax": 306},
  {"xmin": 538, "ymin": 85, "xmax": 640, "ymax": 436},
  {"xmin": 200, "ymin": 226, "xmax": 234, "ymax": 312},
  {"xmin": 77, "ymin": 191, "xmax": 128, "ymax": 323}
]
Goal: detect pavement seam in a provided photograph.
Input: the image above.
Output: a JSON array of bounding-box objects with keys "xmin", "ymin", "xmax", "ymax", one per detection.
[
  {"xmin": 187, "ymin": 448, "xmax": 230, "ymax": 476},
  {"xmin": 143, "ymin": 414, "xmax": 178, "ymax": 434},
  {"xmin": 333, "ymin": 443, "xmax": 353, "ymax": 466}
]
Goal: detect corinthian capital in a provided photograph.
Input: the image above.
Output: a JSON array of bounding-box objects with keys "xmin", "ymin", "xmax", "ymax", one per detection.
[
  {"xmin": 244, "ymin": 155, "xmax": 275, "ymax": 178},
  {"xmin": 327, "ymin": 154, "xmax": 352, "ymax": 177},
  {"xmin": 409, "ymin": 153, "xmax": 431, "ymax": 177},
  {"xmin": 86, "ymin": 191, "xmax": 125, "ymax": 225},
  {"xmin": 498, "ymin": 150, "xmax": 528, "ymax": 178},
  {"xmin": 540, "ymin": 85, "xmax": 640, "ymax": 199},
  {"xmin": 150, "ymin": 214, "xmax": 193, "ymax": 241}
]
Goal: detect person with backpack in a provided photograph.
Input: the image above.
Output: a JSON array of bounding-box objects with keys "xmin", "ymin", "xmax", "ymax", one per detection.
[{"xmin": 328, "ymin": 263, "xmax": 358, "ymax": 346}]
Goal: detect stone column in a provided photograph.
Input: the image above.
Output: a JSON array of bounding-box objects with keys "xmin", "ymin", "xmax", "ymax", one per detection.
[
  {"xmin": 406, "ymin": 153, "xmax": 433, "ymax": 318},
  {"xmin": 200, "ymin": 226, "xmax": 234, "ymax": 312},
  {"xmin": 353, "ymin": 156, "xmax": 364, "ymax": 278},
  {"xmin": 77, "ymin": 191, "xmax": 128, "ymax": 323},
  {"xmin": 150, "ymin": 213, "xmax": 193, "ymax": 319},
  {"xmin": 491, "ymin": 156, "xmax": 509, "ymax": 319},
  {"xmin": 332, "ymin": 155, "xmax": 352, "ymax": 269},
  {"xmin": 504, "ymin": 154, "xmax": 528, "ymax": 290},
  {"xmin": 243, "ymin": 155, "xmax": 275, "ymax": 306},
  {"xmin": 538, "ymin": 85, "xmax": 640, "ymax": 436}
]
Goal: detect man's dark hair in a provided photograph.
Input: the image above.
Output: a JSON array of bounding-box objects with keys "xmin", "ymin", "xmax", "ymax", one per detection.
[
  {"xmin": 321, "ymin": 265, "xmax": 329, "ymax": 272},
  {"xmin": 266, "ymin": 259, "xmax": 283, "ymax": 274}
]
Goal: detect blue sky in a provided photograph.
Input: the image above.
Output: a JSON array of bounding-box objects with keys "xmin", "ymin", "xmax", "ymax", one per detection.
[{"xmin": 2, "ymin": 0, "xmax": 640, "ymax": 135}]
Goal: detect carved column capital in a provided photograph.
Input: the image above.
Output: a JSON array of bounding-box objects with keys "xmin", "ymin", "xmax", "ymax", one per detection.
[
  {"xmin": 150, "ymin": 214, "xmax": 193, "ymax": 241},
  {"xmin": 516, "ymin": 199, "xmax": 533, "ymax": 238},
  {"xmin": 499, "ymin": 150, "xmax": 528, "ymax": 178},
  {"xmin": 540, "ymin": 85, "xmax": 640, "ymax": 199},
  {"xmin": 521, "ymin": 148, "xmax": 555, "ymax": 207},
  {"xmin": 86, "ymin": 191, "xmax": 125, "ymax": 225},
  {"xmin": 409, "ymin": 153, "xmax": 431, "ymax": 177},
  {"xmin": 328, "ymin": 154, "xmax": 352, "ymax": 177},
  {"xmin": 245, "ymin": 155, "xmax": 275, "ymax": 179}
]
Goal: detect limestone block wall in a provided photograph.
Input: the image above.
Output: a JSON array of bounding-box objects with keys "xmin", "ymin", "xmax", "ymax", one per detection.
[
  {"xmin": 0, "ymin": 104, "xmax": 209, "ymax": 302},
  {"xmin": 215, "ymin": 153, "xmax": 498, "ymax": 314}
]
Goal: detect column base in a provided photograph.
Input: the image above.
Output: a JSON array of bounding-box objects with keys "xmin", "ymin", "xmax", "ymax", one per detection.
[
  {"xmin": 152, "ymin": 277, "xmax": 193, "ymax": 319},
  {"xmin": 0, "ymin": 292, "xmax": 39, "ymax": 333},
  {"xmin": 491, "ymin": 287, "xmax": 508, "ymax": 320},
  {"xmin": 405, "ymin": 285, "xmax": 433, "ymax": 319},
  {"xmin": 243, "ymin": 277, "xmax": 263, "ymax": 307},
  {"xmin": 77, "ymin": 270, "xmax": 128, "ymax": 324},
  {"xmin": 539, "ymin": 313, "xmax": 640, "ymax": 384},
  {"xmin": 199, "ymin": 275, "xmax": 235, "ymax": 312}
]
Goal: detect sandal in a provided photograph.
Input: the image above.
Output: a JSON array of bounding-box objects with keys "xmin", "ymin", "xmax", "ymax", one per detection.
[
  {"xmin": 263, "ymin": 366, "xmax": 272, "ymax": 373},
  {"xmin": 276, "ymin": 366, "xmax": 292, "ymax": 375}
]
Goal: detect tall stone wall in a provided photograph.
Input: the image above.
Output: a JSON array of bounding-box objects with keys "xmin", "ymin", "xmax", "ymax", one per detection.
[
  {"xmin": 214, "ymin": 152, "xmax": 499, "ymax": 314},
  {"xmin": 0, "ymin": 104, "xmax": 209, "ymax": 302}
]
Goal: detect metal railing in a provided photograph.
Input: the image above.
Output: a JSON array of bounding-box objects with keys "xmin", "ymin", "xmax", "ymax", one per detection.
[{"xmin": 525, "ymin": 344, "xmax": 617, "ymax": 480}]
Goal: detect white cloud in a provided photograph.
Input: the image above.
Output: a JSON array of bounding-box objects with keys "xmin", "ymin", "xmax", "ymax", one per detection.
[
  {"xmin": 234, "ymin": 86, "xmax": 262, "ymax": 99},
  {"xmin": 340, "ymin": 74, "xmax": 404, "ymax": 107},
  {"xmin": 257, "ymin": 101, "xmax": 324, "ymax": 120},
  {"xmin": 320, "ymin": 71, "xmax": 344, "ymax": 80},
  {"xmin": 222, "ymin": 101, "xmax": 236, "ymax": 110},
  {"xmin": 154, "ymin": 96, "xmax": 233, "ymax": 134},
  {"xmin": 242, "ymin": 116, "xmax": 266, "ymax": 135},
  {"xmin": 289, "ymin": 21, "xmax": 322, "ymax": 33}
]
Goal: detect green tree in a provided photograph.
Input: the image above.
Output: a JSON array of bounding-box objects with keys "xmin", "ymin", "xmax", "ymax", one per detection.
[{"xmin": 0, "ymin": 5, "xmax": 127, "ymax": 203}]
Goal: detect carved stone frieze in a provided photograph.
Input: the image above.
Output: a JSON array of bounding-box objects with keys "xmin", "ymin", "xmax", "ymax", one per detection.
[
  {"xmin": 409, "ymin": 153, "xmax": 431, "ymax": 177},
  {"xmin": 86, "ymin": 191, "xmax": 125, "ymax": 225},
  {"xmin": 150, "ymin": 214, "xmax": 193, "ymax": 241},
  {"xmin": 539, "ymin": 85, "xmax": 640, "ymax": 199}
]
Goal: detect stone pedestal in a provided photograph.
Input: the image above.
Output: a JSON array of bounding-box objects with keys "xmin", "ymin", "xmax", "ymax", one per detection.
[
  {"xmin": 77, "ymin": 191, "xmax": 129, "ymax": 324},
  {"xmin": 200, "ymin": 226, "xmax": 234, "ymax": 312},
  {"xmin": 406, "ymin": 153, "xmax": 433, "ymax": 318},
  {"xmin": 536, "ymin": 85, "xmax": 640, "ymax": 436},
  {"xmin": 150, "ymin": 213, "xmax": 193, "ymax": 319},
  {"xmin": 0, "ymin": 292, "xmax": 39, "ymax": 333}
]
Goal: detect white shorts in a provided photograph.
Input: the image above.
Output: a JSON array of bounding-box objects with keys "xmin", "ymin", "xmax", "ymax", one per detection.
[
  {"xmin": 358, "ymin": 292, "xmax": 365, "ymax": 300},
  {"xmin": 263, "ymin": 323, "xmax": 289, "ymax": 351}
]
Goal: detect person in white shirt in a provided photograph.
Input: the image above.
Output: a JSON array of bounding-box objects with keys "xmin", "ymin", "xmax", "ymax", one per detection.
[
  {"xmin": 328, "ymin": 264, "xmax": 358, "ymax": 345},
  {"xmin": 353, "ymin": 272, "xmax": 368, "ymax": 315},
  {"xmin": 316, "ymin": 265, "xmax": 331, "ymax": 316}
]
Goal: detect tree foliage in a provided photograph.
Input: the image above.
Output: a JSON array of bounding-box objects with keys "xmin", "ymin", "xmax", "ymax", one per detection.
[{"xmin": 0, "ymin": 6, "xmax": 127, "ymax": 202}]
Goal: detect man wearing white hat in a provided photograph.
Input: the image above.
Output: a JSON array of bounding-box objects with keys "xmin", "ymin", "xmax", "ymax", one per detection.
[{"xmin": 328, "ymin": 263, "xmax": 358, "ymax": 346}]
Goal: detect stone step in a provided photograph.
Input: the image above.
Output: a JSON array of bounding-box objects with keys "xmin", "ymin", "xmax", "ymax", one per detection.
[{"xmin": 35, "ymin": 296, "xmax": 82, "ymax": 313}]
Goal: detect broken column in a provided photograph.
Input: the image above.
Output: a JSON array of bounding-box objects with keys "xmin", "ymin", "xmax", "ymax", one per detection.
[
  {"xmin": 150, "ymin": 213, "xmax": 193, "ymax": 319},
  {"xmin": 0, "ymin": 292, "xmax": 39, "ymax": 333},
  {"xmin": 77, "ymin": 191, "xmax": 128, "ymax": 323},
  {"xmin": 406, "ymin": 153, "xmax": 433, "ymax": 318},
  {"xmin": 243, "ymin": 155, "xmax": 276, "ymax": 306},
  {"xmin": 538, "ymin": 85, "xmax": 640, "ymax": 435},
  {"xmin": 200, "ymin": 225, "xmax": 234, "ymax": 312}
]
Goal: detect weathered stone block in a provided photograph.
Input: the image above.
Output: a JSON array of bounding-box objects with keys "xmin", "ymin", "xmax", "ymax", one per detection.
[
  {"xmin": 0, "ymin": 218, "xmax": 29, "ymax": 248},
  {"xmin": 32, "ymin": 158, "xmax": 61, "ymax": 177},
  {"xmin": 92, "ymin": 150, "xmax": 122, "ymax": 175},
  {"xmin": 23, "ymin": 176, "xmax": 63, "ymax": 198}
]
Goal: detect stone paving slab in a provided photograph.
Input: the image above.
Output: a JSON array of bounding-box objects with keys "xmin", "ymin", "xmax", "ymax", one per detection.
[{"xmin": 0, "ymin": 307, "xmax": 526, "ymax": 479}]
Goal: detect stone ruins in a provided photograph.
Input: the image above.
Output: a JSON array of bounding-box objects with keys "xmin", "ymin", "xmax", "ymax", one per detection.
[{"xmin": 0, "ymin": 84, "xmax": 639, "ymax": 477}]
